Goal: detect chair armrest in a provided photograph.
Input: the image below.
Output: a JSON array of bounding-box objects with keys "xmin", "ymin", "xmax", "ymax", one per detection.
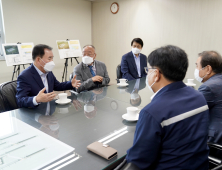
[
  {"xmin": 208, "ymin": 142, "xmax": 222, "ymax": 151},
  {"xmin": 209, "ymin": 156, "xmax": 222, "ymax": 165}
]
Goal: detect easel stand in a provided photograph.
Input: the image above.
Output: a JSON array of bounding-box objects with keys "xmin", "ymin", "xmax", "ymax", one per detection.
[
  {"xmin": 10, "ymin": 42, "xmax": 32, "ymax": 81},
  {"xmin": 62, "ymin": 57, "xmax": 80, "ymax": 82},
  {"xmin": 11, "ymin": 64, "xmax": 26, "ymax": 81}
]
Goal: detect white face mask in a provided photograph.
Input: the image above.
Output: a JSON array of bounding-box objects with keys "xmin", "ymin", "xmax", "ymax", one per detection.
[
  {"xmin": 41, "ymin": 59, "xmax": 55, "ymax": 72},
  {"xmin": 146, "ymin": 70, "xmax": 156, "ymax": 93},
  {"xmin": 82, "ymin": 56, "xmax": 93, "ymax": 65},
  {"xmin": 131, "ymin": 93, "xmax": 140, "ymax": 100},
  {"xmin": 84, "ymin": 104, "xmax": 95, "ymax": 112},
  {"xmin": 194, "ymin": 67, "xmax": 206, "ymax": 83},
  {"xmin": 132, "ymin": 47, "xmax": 141, "ymax": 55}
]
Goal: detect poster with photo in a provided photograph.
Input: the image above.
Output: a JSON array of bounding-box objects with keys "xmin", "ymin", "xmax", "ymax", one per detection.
[
  {"xmin": 2, "ymin": 43, "xmax": 34, "ymax": 66},
  {"xmin": 56, "ymin": 40, "xmax": 82, "ymax": 59}
]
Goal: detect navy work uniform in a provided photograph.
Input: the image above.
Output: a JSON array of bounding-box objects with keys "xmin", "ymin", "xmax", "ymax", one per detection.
[{"xmin": 126, "ymin": 81, "xmax": 209, "ymax": 170}]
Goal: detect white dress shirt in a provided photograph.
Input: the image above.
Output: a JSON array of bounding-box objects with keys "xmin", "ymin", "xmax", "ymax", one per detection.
[
  {"xmin": 132, "ymin": 52, "xmax": 141, "ymax": 77},
  {"xmin": 33, "ymin": 64, "xmax": 50, "ymax": 118},
  {"xmin": 33, "ymin": 64, "xmax": 49, "ymax": 105}
]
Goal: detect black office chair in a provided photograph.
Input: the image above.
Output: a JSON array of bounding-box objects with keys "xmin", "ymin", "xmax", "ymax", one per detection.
[
  {"xmin": 116, "ymin": 64, "xmax": 122, "ymax": 83},
  {"xmin": 208, "ymin": 142, "xmax": 222, "ymax": 170},
  {"xmin": 0, "ymin": 94, "xmax": 7, "ymax": 113},
  {"xmin": 103, "ymin": 155, "xmax": 127, "ymax": 170},
  {"xmin": 0, "ymin": 81, "xmax": 18, "ymax": 111}
]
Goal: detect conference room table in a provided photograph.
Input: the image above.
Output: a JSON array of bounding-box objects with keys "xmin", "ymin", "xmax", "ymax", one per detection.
[{"xmin": 0, "ymin": 77, "xmax": 201, "ymax": 170}]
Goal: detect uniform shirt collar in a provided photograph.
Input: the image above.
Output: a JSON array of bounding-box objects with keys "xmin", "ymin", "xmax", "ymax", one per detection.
[
  {"xmin": 150, "ymin": 87, "xmax": 163, "ymax": 100},
  {"xmin": 150, "ymin": 82, "xmax": 186, "ymax": 101}
]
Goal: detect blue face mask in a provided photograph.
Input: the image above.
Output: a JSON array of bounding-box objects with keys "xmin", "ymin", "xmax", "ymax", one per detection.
[{"xmin": 146, "ymin": 70, "xmax": 156, "ymax": 93}]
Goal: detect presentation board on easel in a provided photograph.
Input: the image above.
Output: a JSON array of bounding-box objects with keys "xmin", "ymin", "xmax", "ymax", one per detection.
[
  {"xmin": 2, "ymin": 42, "xmax": 34, "ymax": 66},
  {"xmin": 56, "ymin": 40, "xmax": 82, "ymax": 59}
]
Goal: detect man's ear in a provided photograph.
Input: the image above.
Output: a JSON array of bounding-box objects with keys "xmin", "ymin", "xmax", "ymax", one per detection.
[
  {"xmin": 207, "ymin": 65, "xmax": 213, "ymax": 75},
  {"xmin": 93, "ymin": 53, "xmax": 96, "ymax": 60},
  {"xmin": 36, "ymin": 56, "xmax": 40, "ymax": 63},
  {"xmin": 154, "ymin": 70, "xmax": 161, "ymax": 82}
]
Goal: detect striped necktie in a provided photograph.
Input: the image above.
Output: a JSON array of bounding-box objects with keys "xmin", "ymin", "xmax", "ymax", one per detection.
[{"xmin": 88, "ymin": 65, "xmax": 96, "ymax": 77}]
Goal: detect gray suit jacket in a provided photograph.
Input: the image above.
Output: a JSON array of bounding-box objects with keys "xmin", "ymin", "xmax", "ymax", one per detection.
[
  {"xmin": 198, "ymin": 73, "xmax": 222, "ymax": 144},
  {"xmin": 73, "ymin": 60, "xmax": 110, "ymax": 93}
]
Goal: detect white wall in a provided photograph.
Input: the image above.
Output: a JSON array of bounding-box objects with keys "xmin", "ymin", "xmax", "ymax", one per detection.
[
  {"xmin": 2, "ymin": 0, "xmax": 222, "ymax": 84},
  {"xmin": 0, "ymin": 0, "xmax": 91, "ymax": 83},
  {"xmin": 92, "ymin": 0, "xmax": 222, "ymax": 83}
]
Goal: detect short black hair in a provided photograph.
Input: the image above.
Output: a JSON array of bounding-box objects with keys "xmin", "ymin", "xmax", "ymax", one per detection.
[
  {"xmin": 148, "ymin": 45, "xmax": 188, "ymax": 81},
  {"xmin": 131, "ymin": 38, "xmax": 143, "ymax": 48},
  {"xmin": 32, "ymin": 44, "xmax": 52, "ymax": 60},
  {"xmin": 198, "ymin": 51, "xmax": 222, "ymax": 74}
]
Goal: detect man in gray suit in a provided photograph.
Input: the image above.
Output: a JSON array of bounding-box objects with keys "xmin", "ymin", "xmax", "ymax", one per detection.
[
  {"xmin": 195, "ymin": 51, "xmax": 222, "ymax": 149},
  {"xmin": 73, "ymin": 45, "xmax": 110, "ymax": 93}
]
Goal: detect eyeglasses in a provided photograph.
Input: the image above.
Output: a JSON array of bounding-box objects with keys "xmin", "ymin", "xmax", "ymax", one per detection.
[
  {"xmin": 195, "ymin": 63, "xmax": 208, "ymax": 70},
  {"xmin": 144, "ymin": 67, "xmax": 157, "ymax": 73},
  {"xmin": 82, "ymin": 53, "xmax": 95, "ymax": 57}
]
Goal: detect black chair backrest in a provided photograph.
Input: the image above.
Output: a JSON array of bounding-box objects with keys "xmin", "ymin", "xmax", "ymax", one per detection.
[
  {"xmin": 116, "ymin": 64, "xmax": 122, "ymax": 80},
  {"xmin": 0, "ymin": 80, "xmax": 18, "ymax": 111},
  {"xmin": 0, "ymin": 93, "xmax": 6, "ymax": 113}
]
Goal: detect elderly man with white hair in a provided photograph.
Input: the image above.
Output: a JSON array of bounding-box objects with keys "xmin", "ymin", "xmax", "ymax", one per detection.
[{"xmin": 73, "ymin": 45, "xmax": 110, "ymax": 93}]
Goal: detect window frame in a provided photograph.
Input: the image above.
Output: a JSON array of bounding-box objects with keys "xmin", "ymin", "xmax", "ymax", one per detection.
[{"xmin": 0, "ymin": 0, "xmax": 6, "ymax": 60}]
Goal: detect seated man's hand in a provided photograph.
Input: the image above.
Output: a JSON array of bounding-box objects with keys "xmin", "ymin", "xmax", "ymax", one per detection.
[
  {"xmin": 36, "ymin": 87, "xmax": 56, "ymax": 103},
  {"xmin": 92, "ymin": 76, "xmax": 103, "ymax": 82},
  {"xmin": 71, "ymin": 75, "xmax": 81, "ymax": 89}
]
